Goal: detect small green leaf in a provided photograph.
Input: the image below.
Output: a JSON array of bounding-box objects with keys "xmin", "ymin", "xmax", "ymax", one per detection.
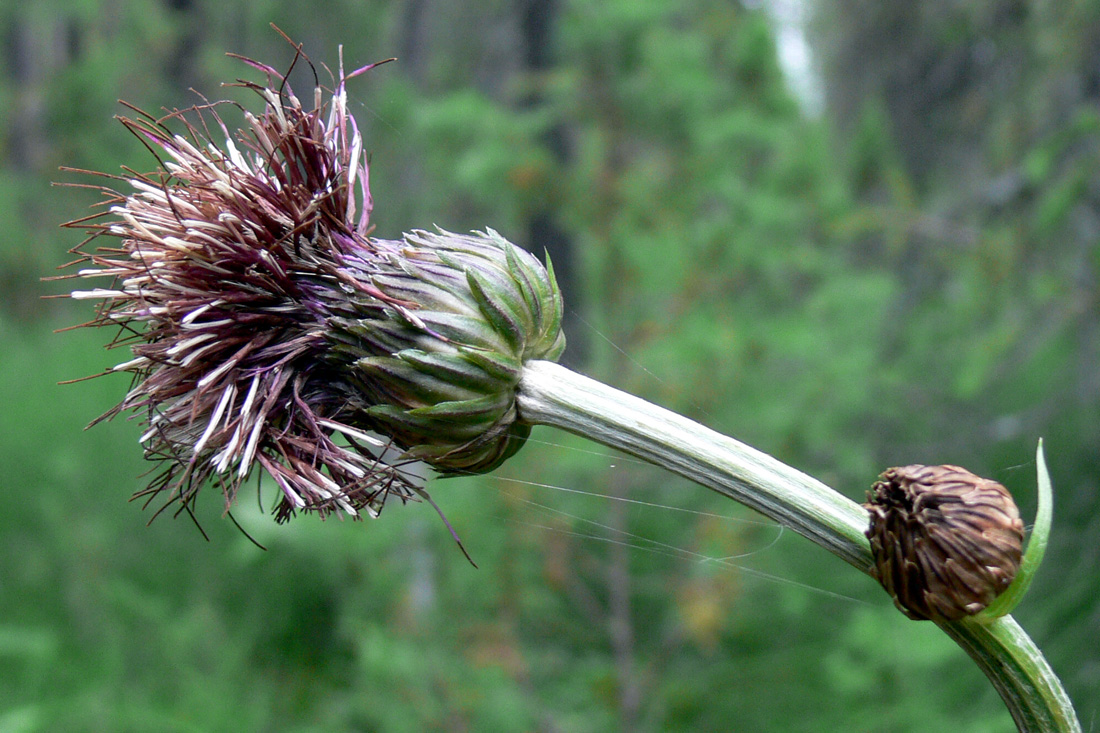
[{"xmin": 975, "ymin": 439, "xmax": 1052, "ymax": 621}]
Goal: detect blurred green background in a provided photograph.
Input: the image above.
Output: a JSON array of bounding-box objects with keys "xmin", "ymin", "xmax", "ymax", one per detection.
[{"xmin": 3, "ymin": 0, "xmax": 1098, "ymax": 730}]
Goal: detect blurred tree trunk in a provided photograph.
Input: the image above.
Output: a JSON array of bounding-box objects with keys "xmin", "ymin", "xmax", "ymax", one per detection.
[
  {"xmin": 4, "ymin": 9, "xmax": 78, "ymax": 173},
  {"xmin": 399, "ymin": 0, "xmax": 429, "ymax": 81},
  {"xmin": 162, "ymin": 0, "xmax": 201, "ymax": 90},
  {"xmin": 519, "ymin": 0, "xmax": 585, "ymax": 365}
]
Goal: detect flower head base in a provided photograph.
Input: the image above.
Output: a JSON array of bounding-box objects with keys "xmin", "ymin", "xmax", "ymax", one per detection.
[
  {"xmin": 864, "ymin": 464, "xmax": 1024, "ymax": 621},
  {"xmin": 60, "ymin": 48, "xmax": 565, "ymax": 524},
  {"xmin": 327, "ymin": 228, "xmax": 565, "ymax": 473}
]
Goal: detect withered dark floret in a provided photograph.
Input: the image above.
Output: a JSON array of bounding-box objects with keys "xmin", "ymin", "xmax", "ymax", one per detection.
[
  {"xmin": 864, "ymin": 464, "xmax": 1024, "ymax": 621},
  {"xmin": 59, "ymin": 46, "xmax": 564, "ymax": 525}
]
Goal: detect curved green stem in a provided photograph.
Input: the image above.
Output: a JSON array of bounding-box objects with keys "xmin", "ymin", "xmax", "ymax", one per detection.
[
  {"xmin": 516, "ymin": 360, "xmax": 1080, "ymax": 732},
  {"xmin": 939, "ymin": 616, "xmax": 1080, "ymax": 732}
]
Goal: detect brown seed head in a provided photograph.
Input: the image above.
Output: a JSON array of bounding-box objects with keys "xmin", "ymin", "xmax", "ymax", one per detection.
[{"xmin": 864, "ymin": 464, "xmax": 1024, "ymax": 621}]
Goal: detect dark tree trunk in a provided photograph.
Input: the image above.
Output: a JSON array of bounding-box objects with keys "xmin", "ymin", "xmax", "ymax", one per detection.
[{"xmin": 519, "ymin": 0, "xmax": 585, "ymax": 366}]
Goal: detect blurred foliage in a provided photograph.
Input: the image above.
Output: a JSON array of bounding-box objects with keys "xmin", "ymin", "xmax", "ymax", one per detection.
[{"xmin": 1, "ymin": 0, "xmax": 1097, "ymax": 730}]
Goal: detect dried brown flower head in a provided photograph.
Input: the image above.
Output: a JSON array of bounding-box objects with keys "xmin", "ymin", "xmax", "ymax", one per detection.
[
  {"xmin": 57, "ymin": 42, "xmax": 564, "ymax": 529},
  {"xmin": 864, "ymin": 464, "xmax": 1024, "ymax": 621}
]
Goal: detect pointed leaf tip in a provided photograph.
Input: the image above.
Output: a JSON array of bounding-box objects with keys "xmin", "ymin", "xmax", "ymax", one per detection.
[{"xmin": 974, "ymin": 439, "xmax": 1053, "ymax": 621}]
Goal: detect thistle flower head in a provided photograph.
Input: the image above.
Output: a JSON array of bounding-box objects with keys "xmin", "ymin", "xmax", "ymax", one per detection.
[
  {"xmin": 864, "ymin": 464, "xmax": 1025, "ymax": 621},
  {"xmin": 61, "ymin": 46, "xmax": 564, "ymax": 525}
]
